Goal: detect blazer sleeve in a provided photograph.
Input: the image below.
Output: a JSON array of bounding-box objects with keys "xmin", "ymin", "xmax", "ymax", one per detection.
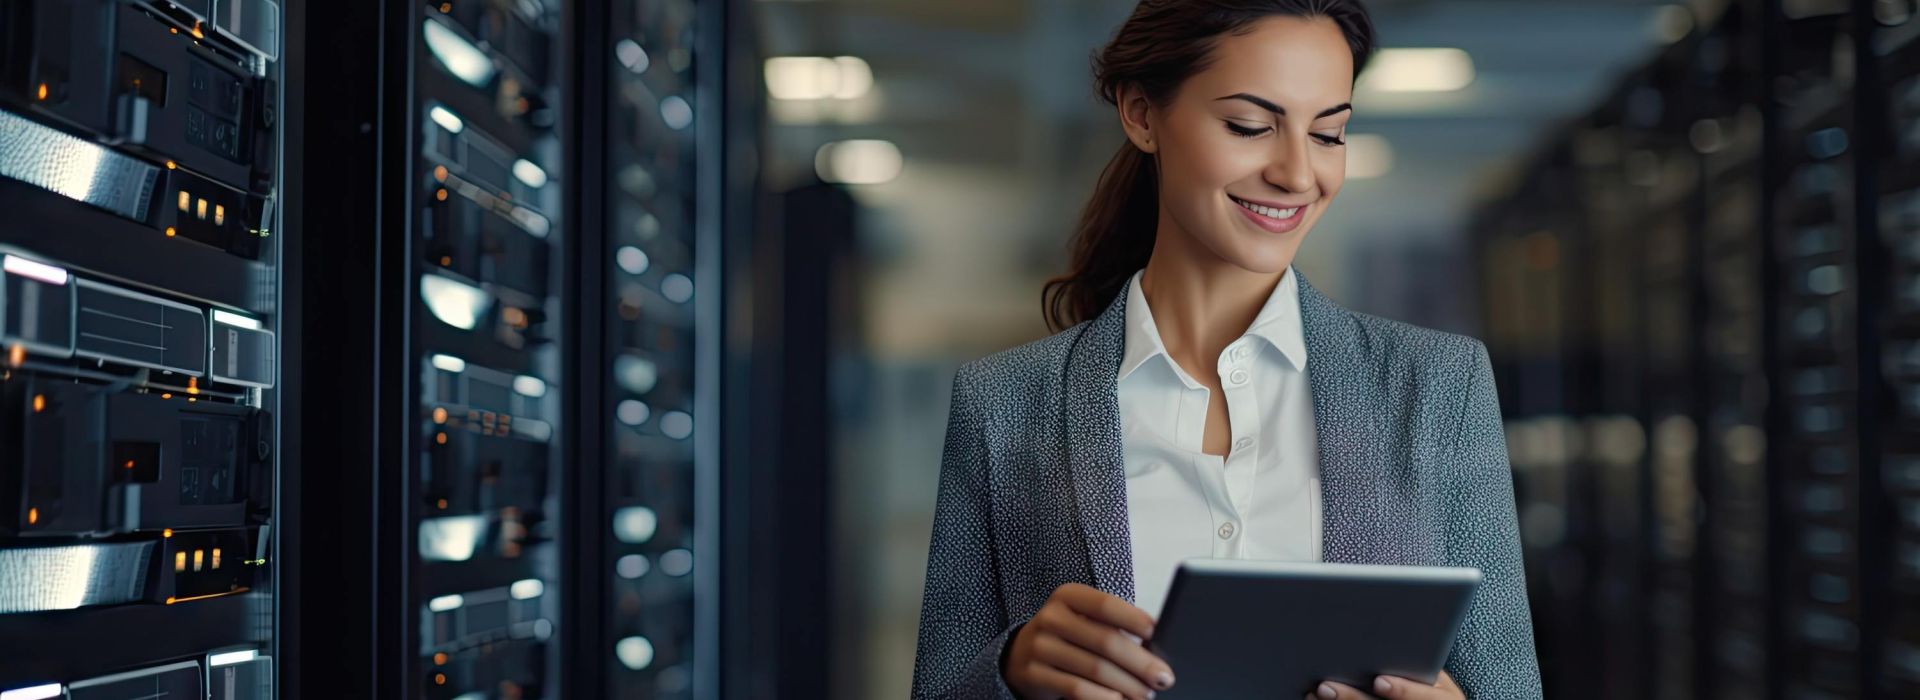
[
  {"xmin": 910, "ymin": 367, "xmax": 1022, "ymax": 700},
  {"xmin": 1441, "ymin": 341, "xmax": 1545, "ymax": 698}
]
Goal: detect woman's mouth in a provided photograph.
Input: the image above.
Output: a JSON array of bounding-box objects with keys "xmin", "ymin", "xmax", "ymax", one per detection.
[{"xmin": 1229, "ymin": 194, "xmax": 1309, "ymax": 233}]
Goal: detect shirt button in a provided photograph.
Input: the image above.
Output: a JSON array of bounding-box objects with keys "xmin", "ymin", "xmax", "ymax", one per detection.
[
  {"xmin": 1218, "ymin": 522, "xmax": 1236, "ymax": 539},
  {"xmin": 1234, "ymin": 436, "xmax": 1253, "ymax": 451},
  {"xmin": 1232, "ymin": 346, "xmax": 1251, "ymax": 361},
  {"xmin": 1228, "ymin": 369, "xmax": 1250, "ymax": 386}
]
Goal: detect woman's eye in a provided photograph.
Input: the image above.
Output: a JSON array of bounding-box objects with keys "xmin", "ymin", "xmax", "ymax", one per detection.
[
  {"xmin": 1313, "ymin": 133, "xmax": 1346, "ymax": 146},
  {"xmin": 1224, "ymin": 121, "xmax": 1270, "ymax": 138}
]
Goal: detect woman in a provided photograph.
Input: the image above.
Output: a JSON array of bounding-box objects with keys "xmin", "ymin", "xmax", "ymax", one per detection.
[{"xmin": 910, "ymin": 1, "xmax": 1540, "ymax": 699}]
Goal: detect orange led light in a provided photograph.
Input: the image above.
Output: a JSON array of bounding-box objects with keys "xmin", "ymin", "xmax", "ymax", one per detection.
[
  {"xmin": 432, "ymin": 407, "xmax": 448, "ymax": 424},
  {"xmin": 188, "ymin": 377, "xmax": 200, "ymax": 395},
  {"xmin": 36, "ymin": 83, "xmax": 47, "ymax": 100},
  {"xmin": 434, "ymin": 165, "xmax": 448, "ymax": 181},
  {"xmin": 197, "ymin": 198, "xmax": 208, "ymax": 220},
  {"xmin": 214, "ymin": 204, "xmax": 224, "ymax": 226},
  {"xmin": 193, "ymin": 549, "xmax": 204, "ymax": 571},
  {"xmin": 190, "ymin": 21, "xmax": 204, "ymax": 39},
  {"xmin": 161, "ymin": 392, "xmax": 173, "ymax": 399},
  {"xmin": 439, "ymin": 256, "xmax": 452, "ymax": 266},
  {"xmin": 8, "ymin": 344, "xmax": 25, "ymax": 367},
  {"xmin": 124, "ymin": 460, "xmax": 134, "ymax": 469},
  {"xmin": 26, "ymin": 507, "xmax": 38, "ymax": 525},
  {"xmin": 32, "ymin": 394, "xmax": 44, "ymax": 412},
  {"xmin": 212, "ymin": 548, "xmax": 221, "ymax": 569},
  {"xmin": 435, "ymin": 189, "xmax": 448, "ymax": 201},
  {"xmin": 433, "ymin": 652, "xmax": 448, "ymax": 665},
  {"xmin": 175, "ymin": 551, "xmax": 187, "ymax": 572},
  {"xmin": 437, "ymin": 498, "xmax": 449, "ymax": 509},
  {"xmin": 163, "ymin": 528, "xmax": 173, "ymax": 538},
  {"xmin": 435, "ymin": 432, "xmax": 448, "ymax": 445},
  {"xmin": 178, "ymin": 191, "xmax": 190, "ymax": 211},
  {"xmin": 166, "ymin": 160, "xmax": 177, "ymax": 170},
  {"xmin": 165, "ymin": 227, "xmax": 177, "ymax": 237},
  {"xmin": 434, "ymin": 673, "xmax": 446, "ymax": 686}
]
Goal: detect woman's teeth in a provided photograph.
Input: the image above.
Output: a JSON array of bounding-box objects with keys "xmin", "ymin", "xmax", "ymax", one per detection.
[{"xmin": 1232, "ymin": 196, "xmax": 1299, "ymax": 219}]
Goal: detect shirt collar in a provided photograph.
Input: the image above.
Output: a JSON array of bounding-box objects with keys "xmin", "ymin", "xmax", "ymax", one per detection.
[{"xmin": 1117, "ymin": 266, "xmax": 1309, "ymax": 383}]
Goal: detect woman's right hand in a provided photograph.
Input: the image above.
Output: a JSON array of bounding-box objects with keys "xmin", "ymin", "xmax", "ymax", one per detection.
[{"xmin": 1004, "ymin": 582, "xmax": 1177, "ymax": 700}]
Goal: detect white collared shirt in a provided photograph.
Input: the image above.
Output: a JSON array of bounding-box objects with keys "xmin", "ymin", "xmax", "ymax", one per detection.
[{"xmin": 1118, "ymin": 267, "xmax": 1323, "ymax": 618}]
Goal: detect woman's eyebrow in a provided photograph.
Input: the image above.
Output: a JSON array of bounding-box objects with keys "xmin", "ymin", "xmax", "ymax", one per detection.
[{"xmin": 1215, "ymin": 93, "xmax": 1352, "ymax": 119}]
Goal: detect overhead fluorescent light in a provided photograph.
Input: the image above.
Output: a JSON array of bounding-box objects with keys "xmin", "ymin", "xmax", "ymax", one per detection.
[
  {"xmin": 422, "ymin": 19, "xmax": 495, "ymax": 87},
  {"xmin": 428, "ymin": 105, "xmax": 464, "ymax": 134},
  {"xmin": 209, "ymin": 649, "xmax": 259, "ymax": 667},
  {"xmin": 3, "ymin": 255, "xmax": 70, "ymax": 285},
  {"xmin": 211, "ymin": 309, "xmax": 262, "ymax": 330},
  {"xmin": 512, "ymin": 159, "xmax": 547, "ymax": 188},
  {"xmin": 1359, "ymin": 48, "xmax": 1474, "ymax": 93},
  {"xmin": 420, "ymin": 274, "xmax": 491, "ymax": 330},
  {"xmin": 1345, "ymin": 134, "xmax": 1394, "ymax": 179},
  {"xmin": 815, "ymin": 139, "xmax": 902, "ymax": 185}
]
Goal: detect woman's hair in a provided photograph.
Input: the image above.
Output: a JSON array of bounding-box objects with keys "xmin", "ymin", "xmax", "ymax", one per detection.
[{"xmin": 1041, "ymin": 0, "xmax": 1376, "ymax": 331}]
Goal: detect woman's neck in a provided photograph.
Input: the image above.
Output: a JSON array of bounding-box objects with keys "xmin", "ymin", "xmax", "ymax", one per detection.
[{"xmin": 1138, "ymin": 224, "xmax": 1289, "ymax": 364}]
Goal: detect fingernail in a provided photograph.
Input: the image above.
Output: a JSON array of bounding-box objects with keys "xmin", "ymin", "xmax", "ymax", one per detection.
[
  {"xmin": 1374, "ymin": 677, "xmax": 1393, "ymax": 694},
  {"xmin": 1317, "ymin": 682, "xmax": 1337, "ymax": 699},
  {"xmin": 1156, "ymin": 671, "xmax": 1174, "ymax": 689}
]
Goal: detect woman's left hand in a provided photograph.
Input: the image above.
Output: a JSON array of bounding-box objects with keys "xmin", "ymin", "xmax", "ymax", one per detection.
[{"xmin": 1307, "ymin": 671, "xmax": 1463, "ymax": 700}]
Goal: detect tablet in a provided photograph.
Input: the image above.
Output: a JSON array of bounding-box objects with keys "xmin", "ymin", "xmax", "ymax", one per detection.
[{"xmin": 1146, "ymin": 559, "xmax": 1480, "ymax": 698}]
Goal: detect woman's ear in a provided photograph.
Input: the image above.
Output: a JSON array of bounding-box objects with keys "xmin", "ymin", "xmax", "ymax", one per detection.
[{"xmin": 1117, "ymin": 84, "xmax": 1156, "ymax": 154}]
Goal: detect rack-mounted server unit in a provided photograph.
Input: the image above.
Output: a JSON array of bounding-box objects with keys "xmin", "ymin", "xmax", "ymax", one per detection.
[{"xmin": 0, "ymin": 0, "xmax": 282, "ymax": 696}]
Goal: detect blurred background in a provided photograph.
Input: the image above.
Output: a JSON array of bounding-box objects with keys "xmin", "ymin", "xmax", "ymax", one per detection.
[{"xmin": 0, "ymin": 0, "xmax": 1913, "ymax": 698}]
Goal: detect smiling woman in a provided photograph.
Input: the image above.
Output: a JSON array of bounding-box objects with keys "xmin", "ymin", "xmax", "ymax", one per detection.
[{"xmin": 911, "ymin": 1, "xmax": 1543, "ymax": 700}]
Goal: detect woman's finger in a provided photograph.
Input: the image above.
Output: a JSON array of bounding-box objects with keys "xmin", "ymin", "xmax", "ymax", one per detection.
[
  {"xmin": 1042, "ymin": 605, "xmax": 1176, "ymax": 691},
  {"xmin": 1024, "ymin": 662, "xmax": 1126, "ymax": 700},
  {"xmin": 1031, "ymin": 633, "xmax": 1156, "ymax": 700},
  {"xmin": 1057, "ymin": 583, "xmax": 1157, "ymax": 640},
  {"xmin": 1368, "ymin": 674, "xmax": 1460, "ymax": 699},
  {"xmin": 1311, "ymin": 680, "xmax": 1378, "ymax": 699}
]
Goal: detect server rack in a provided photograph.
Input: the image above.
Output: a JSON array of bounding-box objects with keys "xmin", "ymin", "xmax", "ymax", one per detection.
[
  {"xmin": 0, "ymin": 0, "xmax": 283, "ymax": 695},
  {"xmin": 1473, "ymin": 0, "xmax": 1918, "ymax": 696},
  {"xmin": 286, "ymin": 0, "xmax": 746, "ymax": 697}
]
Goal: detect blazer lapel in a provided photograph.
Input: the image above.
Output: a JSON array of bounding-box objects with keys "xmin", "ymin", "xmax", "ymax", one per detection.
[
  {"xmin": 1061, "ymin": 282, "xmax": 1136, "ymax": 602},
  {"xmin": 1296, "ymin": 270, "xmax": 1395, "ymax": 565}
]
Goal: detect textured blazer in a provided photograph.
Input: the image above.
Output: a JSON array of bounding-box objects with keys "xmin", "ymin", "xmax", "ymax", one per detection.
[{"xmin": 910, "ymin": 270, "xmax": 1542, "ymax": 699}]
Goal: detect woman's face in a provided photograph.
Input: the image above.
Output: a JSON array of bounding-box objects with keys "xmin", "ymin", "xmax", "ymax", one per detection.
[{"xmin": 1120, "ymin": 15, "xmax": 1354, "ymax": 274}]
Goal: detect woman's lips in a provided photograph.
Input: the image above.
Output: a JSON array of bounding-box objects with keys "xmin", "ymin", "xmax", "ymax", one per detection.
[{"xmin": 1230, "ymin": 195, "xmax": 1309, "ymax": 234}]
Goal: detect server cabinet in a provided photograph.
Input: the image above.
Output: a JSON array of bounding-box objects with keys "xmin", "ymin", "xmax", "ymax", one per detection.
[{"xmin": 0, "ymin": 0, "xmax": 283, "ymax": 695}]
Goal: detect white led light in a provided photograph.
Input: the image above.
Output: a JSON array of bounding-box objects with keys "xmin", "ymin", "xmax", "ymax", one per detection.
[
  {"xmin": 660, "ymin": 95, "xmax": 693, "ymax": 130},
  {"xmin": 512, "ymin": 159, "xmax": 548, "ymax": 188},
  {"xmin": 423, "ymin": 19, "xmax": 496, "ymax": 87},
  {"xmin": 419, "ymin": 515, "xmax": 488, "ymax": 562},
  {"xmin": 616, "ymin": 399, "xmax": 651, "ymax": 426},
  {"xmin": 209, "ymin": 649, "xmax": 258, "ymax": 667},
  {"xmin": 616, "ymin": 554, "xmax": 650, "ymax": 579},
  {"xmin": 421, "ymin": 274, "xmax": 491, "ymax": 330},
  {"xmin": 661, "ymin": 410, "xmax": 693, "ymax": 440},
  {"xmin": 513, "ymin": 375, "xmax": 546, "ymax": 397},
  {"xmin": 615, "ymin": 636, "xmax": 655, "ymax": 671},
  {"xmin": 831, "ymin": 56, "xmax": 873, "ymax": 99},
  {"xmin": 612, "ymin": 506, "xmax": 657, "ymax": 544},
  {"xmin": 428, "ymin": 594, "xmax": 465, "ymax": 612},
  {"xmin": 428, "ymin": 105, "xmax": 465, "ymax": 135},
  {"xmin": 430, "ymin": 354, "xmax": 467, "ymax": 373},
  {"xmin": 815, "ymin": 139, "xmax": 903, "ymax": 185},
  {"xmin": 765, "ymin": 56, "xmax": 839, "ymax": 100},
  {"xmin": 0, "ymin": 684, "xmax": 62, "ymax": 700},
  {"xmin": 3, "ymin": 256, "xmax": 69, "ymax": 285},
  {"xmin": 615, "ymin": 38, "xmax": 650, "ymax": 74},
  {"xmin": 510, "ymin": 578, "xmax": 545, "ymax": 600},
  {"xmin": 1345, "ymin": 134, "xmax": 1395, "ymax": 179},
  {"xmin": 614, "ymin": 355, "xmax": 658, "ymax": 394},
  {"xmin": 1358, "ymin": 48, "xmax": 1475, "ymax": 93},
  {"xmin": 616, "ymin": 246, "xmax": 650, "ymax": 275},
  {"xmin": 661, "ymin": 274, "xmax": 694, "ymax": 303},
  {"xmin": 660, "ymin": 548, "xmax": 693, "ymax": 577},
  {"xmin": 211, "ymin": 309, "xmax": 263, "ymax": 330}
]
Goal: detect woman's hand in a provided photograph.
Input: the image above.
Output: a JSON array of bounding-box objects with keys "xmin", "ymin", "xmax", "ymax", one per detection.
[
  {"xmin": 1004, "ymin": 582, "xmax": 1177, "ymax": 700},
  {"xmin": 1309, "ymin": 671, "xmax": 1464, "ymax": 700}
]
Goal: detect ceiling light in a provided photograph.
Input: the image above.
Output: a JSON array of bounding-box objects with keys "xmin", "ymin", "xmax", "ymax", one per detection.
[
  {"xmin": 1359, "ymin": 48, "xmax": 1474, "ymax": 93},
  {"xmin": 815, "ymin": 139, "xmax": 902, "ymax": 185}
]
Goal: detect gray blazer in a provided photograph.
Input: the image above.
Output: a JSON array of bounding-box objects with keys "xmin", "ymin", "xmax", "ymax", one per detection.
[{"xmin": 910, "ymin": 270, "xmax": 1542, "ymax": 699}]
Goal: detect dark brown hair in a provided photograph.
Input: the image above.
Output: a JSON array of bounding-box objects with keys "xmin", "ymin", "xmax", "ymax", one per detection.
[{"xmin": 1042, "ymin": 0, "xmax": 1376, "ymax": 331}]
